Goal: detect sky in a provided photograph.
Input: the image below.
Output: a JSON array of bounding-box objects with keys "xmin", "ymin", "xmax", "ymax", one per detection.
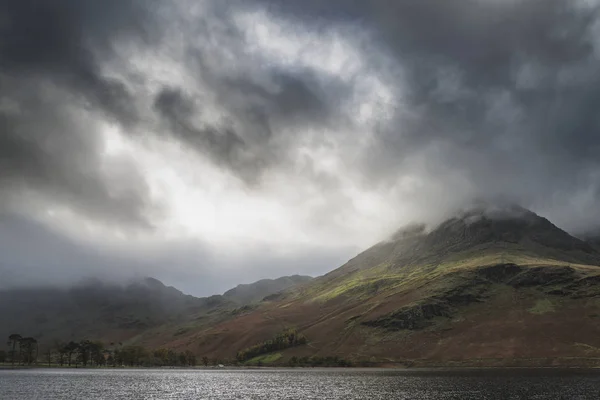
[{"xmin": 2, "ymin": 0, "xmax": 600, "ymax": 295}]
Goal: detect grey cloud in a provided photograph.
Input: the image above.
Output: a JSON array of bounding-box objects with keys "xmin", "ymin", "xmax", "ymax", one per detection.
[
  {"xmin": 220, "ymin": 70, "xmax": 334, "ymax": 126},
  {"xmin": 0, "ymin": 0, "xmax": 158, "ymax": 227},
  {"xmin": 0, "ymin": 0, "xmax": 152, "ymax": 125},
  {"xmin": 149, "ymin": 11, "xmax": 350, "ymax": 183},
  {"xmin": 0, "ymin": 214, "xmax": 352, "ymax": 296},
  {"xmin": 153, "ymin": 87, "xmax": 256, "ymax": 180},
  {"xmin": 6, "ymin": 0, "xmax": 600, "ymax": 292},
  {"xmin": 0, "ymin": 214, "xmax": 144, "ymax": 288},
  {"xmin": 0, "ymin": 0, "xmax": 354, "ymax": 222},
  {"xmin": 5, "ymin": 0, "xmax": 600, "ymax": 231},
  {"xmin": 152, "ymin": 68, "xmax": 340, "ymax": 183},
  {"xmin": 0, "ymin": 0, "xmax": 360, "ymax": 291},
  {"xmin": 252, "ymin": 0, "xmax": 600, "ymax": 232},
  {"xmin": 0, "ymin": 80, "xmax": 154, "ymax": 227}
]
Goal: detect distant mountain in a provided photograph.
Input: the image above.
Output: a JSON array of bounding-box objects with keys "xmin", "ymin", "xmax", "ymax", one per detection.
[
  {"xmin": 0, "ymin": 274, "xmax": 311, "ymax": 347},
  {"xmin": 0, "ymin": 277, "xmax": 219, "ymax": 345},
  {"xmin": 223, "ymin": 275, "xmax": 313, "ymax": 304},
  {"xmin": 581, "ymin": 231, "xmax": 600, "ymax": 252},
  {"xmin": 166, "ymin": 204, "xmax": 600, "ymax": 367}
]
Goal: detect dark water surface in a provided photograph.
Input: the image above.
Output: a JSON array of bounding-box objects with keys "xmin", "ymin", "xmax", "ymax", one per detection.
[{"xmin": 1, "ymin": 368, "xmax": 600, "ymax": 399}]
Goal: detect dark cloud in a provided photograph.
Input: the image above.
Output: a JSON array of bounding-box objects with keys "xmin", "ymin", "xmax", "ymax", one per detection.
[
  {"xmin": 4, "ymin": 0, "xmax": 600, "ymax": 292},
  {"xmin": 153, "ymin": 87, "xmax": 257, "ymax": 180},
  {"xmin": 152, "ymin": 66, "xmax": 338, "ymax": 183},
  {"xmin": 0, "ymin": 0, "xmax": 153, "ymax": 124},
  {"xmin": 0, "ymin": 0, "xmax": 158, "ymax": 226},
  {"xmin": 6, "ymin": 0, "xmax": 600, "ymax": 228},
  {"xmin": 250, "ymin": 0, "xmax": 600, "ymax": 232}
]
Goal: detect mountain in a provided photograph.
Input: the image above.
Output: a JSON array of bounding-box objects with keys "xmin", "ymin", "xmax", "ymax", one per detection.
[
  {"xmin": 0, "ymin": 277, "xmax": 218, "ymax": 345},
  {"xmin": 0, "ymin": 275, "xmax": 311, "ymax": 347},
  {"xmin": 223, "ymin": 275, "xmax": 313, "ymax": 304},
  {"xmin": 157, "ymin": 204, "xmax": 600, "ymax": 367},
  {"xmin": 581, "ymin": 231, "xmax": 600, "ymax": 252},
  {"xmin": 4, "ymin": 205, "xmax": 600, "ymax": 367}
]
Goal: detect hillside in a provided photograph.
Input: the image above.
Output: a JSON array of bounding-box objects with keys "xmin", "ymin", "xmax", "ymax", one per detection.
[
  {"xmin": 149, "ymin": 204, "xmax": 600, "ymax": 367},
  {"xmin": 0, "ymin": 275, "xmax": 310, "ymax": 347}
]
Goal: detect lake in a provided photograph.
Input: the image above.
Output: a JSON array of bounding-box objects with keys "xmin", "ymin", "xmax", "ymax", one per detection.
[{"xmin": 1, "ymin": 368, "xmax": 600, "ymax": 399}]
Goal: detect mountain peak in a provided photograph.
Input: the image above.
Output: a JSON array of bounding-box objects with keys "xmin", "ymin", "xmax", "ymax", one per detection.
[
  {"xmin": 436, "ymin": 204, "xmax": 547, "ymax": 240},
  {"xmin": 138, "ymin": 277, "xmax": 167, "ymax": 289},
  {"xmin": 348, "ymin": 203, "xmax": 600, "ymax": 272},
  {"xmin": 429, "ymin": 203, "xmax": 593, "ymax": 254}
]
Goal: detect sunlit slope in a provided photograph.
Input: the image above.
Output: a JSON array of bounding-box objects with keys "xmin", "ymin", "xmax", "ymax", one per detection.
[{"xmin": 291, "ymin": 205, "xmax": 600, "ymax": 303}]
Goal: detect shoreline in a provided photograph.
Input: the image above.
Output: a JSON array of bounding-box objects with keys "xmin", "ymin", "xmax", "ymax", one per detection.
[{"xmin": 2, "ymin": 364, "xmax": 599, "ymax": 371}]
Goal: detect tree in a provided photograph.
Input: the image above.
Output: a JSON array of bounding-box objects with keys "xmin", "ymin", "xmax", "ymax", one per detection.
[
  {"xmin": 184, "ymin": 350, "xmax": 196, "ymax": 366},
  {"xmin": 153, "ymin": 348, "xmax": 169, "ymax": 366},
  {"xmin": 235, "ymin": 329, "xmax": 308, "ymax": 362},
  {"xmin": 89, "ymin": 341, "xmax": 105, "ymax": 366},
  {"xmin": 7, "ymin": 334, "xmax": 22, "ymax": 366},
  {"xmin": 112, "ymin": 349, "xmax": 121, "ymax": 367},
  {"xmin": 19, "ymin": 337, "xmax": 38, "ymax": 365},
  {"xmin": 106, "ymin": 352, "xmax": 115, "ymax": 367},
  {"xmin": 65, "ymin": 341, "xmax": 79, "ymax": 367},
  {"xmin": 121, "ymin": 345, "xmax": 146, "ymax": 367},
  {"xmin": 45, "ymin": 348, "xmax": 53, "ymax": 367},
  {"xmin": 202, "ymin": 356, "xmax": 209, "ymax": 367},
  {"xmin": 0, "ymin": 350, "xmax": 6, "ymax": 363},
  {"xmin": 167, "ymin": 349, "xmax": 178, "ymax": 366},
  {"xmin": 78, "ymin": 340, "xmax": 91, "ymax": 367},
  {"xmin": 178, "ymin": 352, "xmax": 187, "ymax": 366},
  {"xmin": 54, "ymin": 341, "xmax": 67, "ymax": 366}
]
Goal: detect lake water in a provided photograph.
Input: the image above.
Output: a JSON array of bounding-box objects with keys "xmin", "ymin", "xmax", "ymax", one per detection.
[{"xmin": 1, "ymin": 368, "xmax": 600, "ymax": 399}]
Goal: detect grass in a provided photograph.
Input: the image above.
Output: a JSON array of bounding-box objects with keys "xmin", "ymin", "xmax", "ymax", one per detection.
[
  {"xmin": 528, "ymin": 299, "xmax": 555, "ymax": 315},
  {"xmin": 306, "ymin": 251, "xmax": 505, "ymax": 303},
  {"xmin": 574, "ymin": 343, "xmax": 600, "ymax": 355},
  {"xmin": 245, "ymin": 352, "xmax": 282, "ymax": 365},
  {"xmin": 302, "ymin": 243, "xmax": 600, "ymax": 305}
]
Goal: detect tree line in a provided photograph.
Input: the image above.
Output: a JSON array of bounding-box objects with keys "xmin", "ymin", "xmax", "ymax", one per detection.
[
  {"xmin": 4, "ymin": 334, "xmax": 38, "ymax": 366},
  {"xmin": 236, "ymin": 329, "xmax": 307, "ymax": 362},
  {"xmin": 3, "ymin": 333, "xmax": 211, "ymax": 368},
  {"xmin": 3, "ymin": 331, "xmax": 354, "ymax": 368}
]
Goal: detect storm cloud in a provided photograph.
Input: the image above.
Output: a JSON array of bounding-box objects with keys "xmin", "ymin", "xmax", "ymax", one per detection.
[{"xmin": 2, "ymin": 0, "xmax": 600, "ymax": 294}]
